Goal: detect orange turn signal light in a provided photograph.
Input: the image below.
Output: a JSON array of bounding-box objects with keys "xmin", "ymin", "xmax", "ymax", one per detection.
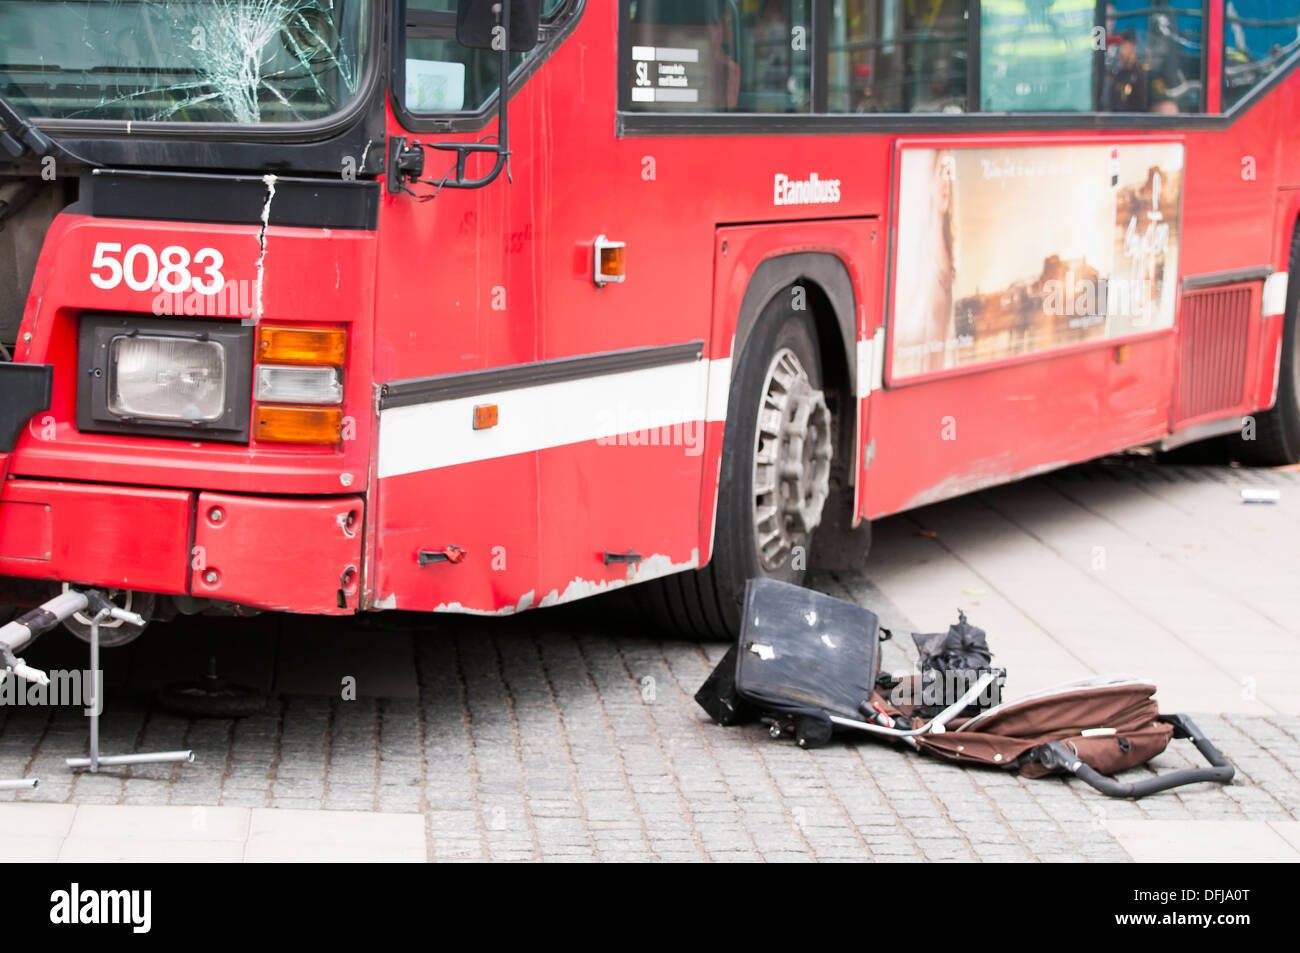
[
  {"xmin": 593, "ymin": 234, "xmax": 626, "ymax": 286},
  {"xmin": 258, "ymin": 325, "xmax": 347, "ymax": 366},
  {"xmin": 254, "ymin": 404, "xmax": 343, "ymax": 444},
  {"xmin": 473, "ymin": 403, "xmax": 498, "ymax": 430},
  {"xmin": 600, "ymin": 245, "xmax": 625, "ymax": 278}
]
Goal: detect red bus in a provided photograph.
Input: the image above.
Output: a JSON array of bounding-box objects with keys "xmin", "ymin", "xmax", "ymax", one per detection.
[{"xmin": 0, "ymin": 0, "xmax": 1297, "ymax": 644}]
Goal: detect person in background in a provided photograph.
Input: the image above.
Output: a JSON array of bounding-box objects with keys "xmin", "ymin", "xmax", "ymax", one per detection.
[
  {"xmin": 1106, "ymin": 28, "xmax": 1149, "ymax": 111},
  {"xmin": 753, "ymin": 0, "xmax": 793, "ymax": 108}
]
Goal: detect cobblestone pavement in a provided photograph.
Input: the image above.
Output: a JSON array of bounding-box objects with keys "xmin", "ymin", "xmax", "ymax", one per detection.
[{"xmin": 2, "ymin": 461, "xmax": 1299, "ymax": 862}]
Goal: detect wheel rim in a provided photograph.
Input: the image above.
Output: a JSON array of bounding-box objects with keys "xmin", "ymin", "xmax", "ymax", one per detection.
[{"xmin": 751, "ymin": 347, "xmax": 833, "ymax": 571}]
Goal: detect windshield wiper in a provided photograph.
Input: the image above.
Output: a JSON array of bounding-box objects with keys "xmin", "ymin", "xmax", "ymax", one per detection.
[
  {"xmin": 0, "ymin": 93, "xmax": 98, "ymax": 168},
  {"xmin": 0, "ymin": 94, "xmax": 55, "ymax": 161}
]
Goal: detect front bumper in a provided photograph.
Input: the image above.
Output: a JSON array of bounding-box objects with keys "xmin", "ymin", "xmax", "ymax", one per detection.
[{"xmin": 0, "ymin": 479, "xmax": 364, "ymax": 615}]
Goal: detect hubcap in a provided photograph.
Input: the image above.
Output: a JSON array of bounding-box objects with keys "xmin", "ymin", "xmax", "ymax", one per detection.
[{"xmin": 751, "ymin": 348, "xmax": 833, "ymax": 571}]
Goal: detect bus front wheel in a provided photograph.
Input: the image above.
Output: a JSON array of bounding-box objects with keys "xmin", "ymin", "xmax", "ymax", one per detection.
[{"xmin": 639, "ymin": 301, "xmax": 833, "ymax": 639}]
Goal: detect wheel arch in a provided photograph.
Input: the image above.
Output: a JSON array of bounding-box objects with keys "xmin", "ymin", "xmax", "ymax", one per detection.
[
  {"xmin": 730, "ymin": 252, "xmax": 858, "ymax": 402},
  {"xmin": 717, "ymin": 250, "xmax": 870, "ymax": 571}
]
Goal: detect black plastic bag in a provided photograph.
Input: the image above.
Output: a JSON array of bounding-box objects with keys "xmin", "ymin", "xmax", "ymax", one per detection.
[
  {"xmin": 908, "ymin": 610, "xmax": 1002, "ymax": 717},
  {"xmin": 912, "ymin": 609, "xmax": 992, "ymax": 672}
]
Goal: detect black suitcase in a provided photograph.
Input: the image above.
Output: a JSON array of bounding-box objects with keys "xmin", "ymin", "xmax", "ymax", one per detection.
[{"xmin": 696, "ymin": 578, "xmax": 883, "ymax": 746}]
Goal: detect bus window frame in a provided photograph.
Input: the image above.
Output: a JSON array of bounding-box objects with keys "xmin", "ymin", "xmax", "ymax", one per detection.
[
  {"xmin": 879, "ymin": 132, "xmax": 1188, "ymax": 390},
  {"xmin": 391, "ymin": 0, "xmax": 586, "ymax": 133},
  {"xmin": 615, "ymin": 0, "xmax": 1300, "ymax": 135}
]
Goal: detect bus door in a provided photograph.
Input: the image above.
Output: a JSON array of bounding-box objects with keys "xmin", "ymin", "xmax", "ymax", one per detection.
[
  {"xmin": 372, "ymin": 3, "xmax": 547, "ymax": 614},
  {"xmin": 376, "ymin": 1, "xmax": 708, "ymax": 613}
]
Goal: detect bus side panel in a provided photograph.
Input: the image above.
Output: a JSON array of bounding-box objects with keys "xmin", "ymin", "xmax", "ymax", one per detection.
[
  {"xmin": 860, "ymin": 335, "xmax": 1175, "ymax": 519},
  {"xmin": 536, "ymin": 439, "xmax": 705, "ymax": 603},
  {"xmin": 372, "ymin": 455, "xmax": 540, "ymax": 614},
  {"xmin": 1274, "ymin": 76, "xmax": 1300, "ymax": 191}
]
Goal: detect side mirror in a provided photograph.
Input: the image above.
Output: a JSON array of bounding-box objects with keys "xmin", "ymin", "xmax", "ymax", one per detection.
[
  {"xmin": 456, "ymin": 0, "xmax": 542, "ymax": 52},
  {"xmin": 390, "ymin": 0, "xmax": 539, "ymax": 194}
]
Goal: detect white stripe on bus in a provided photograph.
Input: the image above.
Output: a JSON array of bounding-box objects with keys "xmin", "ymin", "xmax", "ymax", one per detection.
[{"xmin": 377, "ymin": 357, "xmax": 731, "ymax": 478}]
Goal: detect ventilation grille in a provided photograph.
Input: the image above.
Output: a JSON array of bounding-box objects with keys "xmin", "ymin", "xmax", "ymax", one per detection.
[{"xmin": 1174, "ymin": 285, "xmax": 1252, "ymax": 425}]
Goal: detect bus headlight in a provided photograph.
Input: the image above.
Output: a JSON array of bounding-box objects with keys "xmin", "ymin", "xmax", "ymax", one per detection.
[
  {"xmin": 78, "ymin": 315, "xmax": 254, "ymax": 443},
  {"xmin": 108, "ymin": 335, "xmax": 227, "ymax": 422}
]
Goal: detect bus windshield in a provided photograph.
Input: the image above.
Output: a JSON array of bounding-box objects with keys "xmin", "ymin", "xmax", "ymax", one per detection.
[{"xmin": 0, "ymin": 0, "xmax": 371, "ymax": 124}]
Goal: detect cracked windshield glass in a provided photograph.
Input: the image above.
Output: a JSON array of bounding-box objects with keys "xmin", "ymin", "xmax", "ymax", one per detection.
[{"xmin": 0, "ymin": 0, "xmax": 370, "ymax": 123}]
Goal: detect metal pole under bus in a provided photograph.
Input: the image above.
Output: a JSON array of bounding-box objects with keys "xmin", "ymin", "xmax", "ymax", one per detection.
[
  {"xmin": 1, "ymin": 588, "xmax": 193, "ymax": 783},
  {"xmin": 65, "ymin": 606, "xmax": 194, "ymax": 772}
]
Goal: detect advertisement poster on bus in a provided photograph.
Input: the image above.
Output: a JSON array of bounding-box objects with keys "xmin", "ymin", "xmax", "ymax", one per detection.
[{"xmin": 890, "ymin": 142, "xmax": 1184, "ymax": 379}]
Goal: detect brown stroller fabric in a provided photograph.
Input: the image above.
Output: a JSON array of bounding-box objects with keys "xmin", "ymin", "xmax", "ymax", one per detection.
[
  {"xmin": 909, "ymin": 678, "xmax": 1172, "ymax": 777},
  {"xmin": 896, "ymin": 675, "xmax": 1234, "ymax": 798}
]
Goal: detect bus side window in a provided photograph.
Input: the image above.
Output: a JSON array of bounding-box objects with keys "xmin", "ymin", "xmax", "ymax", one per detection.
[
  {"xmin": 1223, "ymin": 0, "xmax": 1300, "ymax": 110},
  {"xmin": 1102, "ymin": 2, "xmax": 1206, "ymax": 114},
  {"xmin": 623, "ymin": 0, "xmax": 812, "ymax": 113},
  {"xmin": 402, "ymin": 0, "xmax": 571, "ymax": 114},
  {"xmin": 979, "ymin": 0, "xmax": 1205, "ymax": 114},
  {"xmin": 826, "ymin": 0, "xmax": 970, "ymax": 114},
  {"xmin": 980, "ymin": 0, "xmax": 1097, "ymax": 111}
]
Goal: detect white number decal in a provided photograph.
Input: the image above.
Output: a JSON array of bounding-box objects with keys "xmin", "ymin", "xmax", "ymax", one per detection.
[
  {"xmin": 122, "ymin": 244, "xmax": 158, "ymax": 291},
  {"xmin": 192, "ymin": 248, "xmax": 225, "ymax": 294},
  {"xmin": 88, "ymin": 241, "xmax": 227, "ymax": 295},
  {"xmin": 89, "ymin": 242, "xmax": 123, "ymax": 290},
  {"xmin": 157, "ymin": 245, "xmax": 191, "ymax": 293}
]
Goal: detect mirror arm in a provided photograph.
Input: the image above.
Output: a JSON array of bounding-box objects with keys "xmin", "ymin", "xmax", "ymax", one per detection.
[{"xmin": 400, "ymin": 1, "xmax": 514, "ymax": 193}]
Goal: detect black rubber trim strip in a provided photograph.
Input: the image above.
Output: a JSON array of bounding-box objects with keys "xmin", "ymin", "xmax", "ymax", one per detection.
[
  {"xmin": 0, "ymin": 363, "xmax": 53, "ymax": 453},
  {"xmin": 379, "ymin": 340, "xmax": 704, "ymax": 410},
  {"xmin": 89, "ymin": 169, "xmax": 380, "ymax": 230},
  {"xmin": 1181, "ymin": 266, "xmax": 1273, "ymax": 291},
  {"xmin": 618, "ymin": 109, "xmax": 1232, "ymax": 137}
]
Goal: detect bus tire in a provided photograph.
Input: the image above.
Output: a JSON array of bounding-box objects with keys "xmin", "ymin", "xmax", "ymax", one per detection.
[
  {"xmin": 1233, "ymin": 226, "xmax": 1300, "ymax": 466},
  {"xmin": 639, "ymin": 298, "xmax": 833, "ymax": 640}
]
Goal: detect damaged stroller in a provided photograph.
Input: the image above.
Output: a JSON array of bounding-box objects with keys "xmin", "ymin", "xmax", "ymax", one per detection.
[{"xmin": 696, "ymin": 579, "xmax": 1234, "ymax": 800}]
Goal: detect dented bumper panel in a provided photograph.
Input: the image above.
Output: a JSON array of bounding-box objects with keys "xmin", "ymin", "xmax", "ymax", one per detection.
[{"xmin": 0, "ymin": 481, "xmax": 363, "ymax": 615}]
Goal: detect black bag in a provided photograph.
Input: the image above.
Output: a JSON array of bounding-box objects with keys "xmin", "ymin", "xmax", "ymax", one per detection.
[
  {"xmin": 905, "ymin": 610, "xmax": 1003, "ymax": 717},
  {"xmin": 695, "ymin": 578, "xmax": 882, "ymax": 747},
  {"xmin": 913, "ymin": 609, "xmax": 991, "ymax": 672},
  {"xmin": 694, "ymin": 644, "xmax": 752, "ymax": 726}
]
